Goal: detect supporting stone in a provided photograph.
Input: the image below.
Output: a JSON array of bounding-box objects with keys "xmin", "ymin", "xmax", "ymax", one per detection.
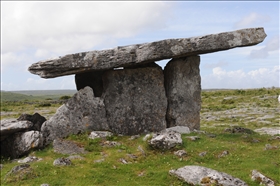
[
  {"xmin": 164, "ymin": 56, "xmax": 201, "ymax": 130},
  {"xmin": 102, "ymin": 66, "xmax": 167, "ymax": 135}
]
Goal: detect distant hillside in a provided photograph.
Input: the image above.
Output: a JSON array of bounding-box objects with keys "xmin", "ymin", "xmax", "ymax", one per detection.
[
  {"xmin": 9, "ymin": 89, "xmax": 77, "ymax": 96},
  {"xmin": 1, "ymin": 90, "xmax": 76, "ymax": 102}
]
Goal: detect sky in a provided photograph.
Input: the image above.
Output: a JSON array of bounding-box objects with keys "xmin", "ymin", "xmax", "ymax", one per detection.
[{"xmin": 1, "ymin": 1, "xmax": 279, "ymax": 91}]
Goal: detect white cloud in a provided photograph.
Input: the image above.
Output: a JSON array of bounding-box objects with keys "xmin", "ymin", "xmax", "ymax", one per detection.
[
  {"xmin": 249, "ymin": 35, "xmax": 279, "ymax": 59},
  {"xmin": 2, "ymin": 1, "xmax": 172, "ymax": 55},
  {"xmin": 234, "ymin": 12, "xmax": 271, "ymax": 29},
  {"xmin": 202, "ymin": 66, "xmax": 279, "ymax": 89}
]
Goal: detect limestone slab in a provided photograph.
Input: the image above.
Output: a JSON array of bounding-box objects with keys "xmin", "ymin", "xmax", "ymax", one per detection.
[
  {"xmin": 164, "ymin": 56, "xmax": 201, "ymax": 130},
  {"xmin": 28, "ymin": 27, "xmax": 266, "ymax": 78},
  {"xmin": 102, "ymin": 66, "xmax": 167, "ymax": 135}
]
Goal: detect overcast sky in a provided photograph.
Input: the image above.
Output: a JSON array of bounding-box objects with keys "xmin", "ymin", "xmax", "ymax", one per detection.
[{"xmin": 1, "ymin": 1, "xmax": 279, "ymax": 91}]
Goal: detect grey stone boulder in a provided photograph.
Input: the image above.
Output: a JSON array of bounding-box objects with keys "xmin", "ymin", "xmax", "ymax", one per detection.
[
  {"xmin": 148, "ymin": 131, "xmax": 182, "ymax": 150},
  {"xmin": 102, "ymin": 66, "xmax": 167, "ymax": 135},
  {"xmin": 251, "ymin": 170, "xmax": 275, "ymax": 186},
  {"xmin": 17, "ymin": 113, "xmax": 46, "ymax": 131},
  {"xmin": 1, "ymin": 131, "xmax": 42, "ymax": 159},
  {"xmin": 0, "ymin": 119, "xmax": 33, "ymax": 141},
  {"xmin": 164, "ymin": 56, "xmax": 201, "ymax": 130},
  {"xmin": 53, "ymin": 138, "xmax": 87, "ymax": 155},
  {"xmin": 28, "ymin": 27, "xmax": 266, "ymax": 78},
  {"xmin": 40, "ymin": 86, "xmax": 108, "ymax": 146},
  {"xmin": 169, "ymin": 165, "xmax": 248, "ymax": 186}
]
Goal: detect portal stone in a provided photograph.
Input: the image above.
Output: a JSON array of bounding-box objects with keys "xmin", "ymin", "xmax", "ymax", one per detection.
[
  {"xmin": 102, "ymin": 66, "xmax": 167, "ymax": 135},
  {"xmin": 164, "ymin": 56, "xmax": 201, "ymax": 130}
]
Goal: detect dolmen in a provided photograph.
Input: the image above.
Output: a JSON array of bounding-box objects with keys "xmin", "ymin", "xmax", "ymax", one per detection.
[{"xmin": 27, "ymin": 27, "xmax": 266, "ymax": 147}]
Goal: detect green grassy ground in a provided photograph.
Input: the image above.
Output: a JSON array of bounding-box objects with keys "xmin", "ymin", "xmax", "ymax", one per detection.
[{"xmin": 1, "ymin": 88, "xmax": 279, "ymax": 185}]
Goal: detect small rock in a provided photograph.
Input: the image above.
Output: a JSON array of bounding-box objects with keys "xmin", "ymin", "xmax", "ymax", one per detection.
[
  {"xmin": 251, "ymin": 170, "xmax": 275, "ymax": 186},
  {"xmin": 94, "ymin": 158, "xmax": 105, "ymax": 163},
  {"xmin": 264, "ymin": 144, "xmax": 278, "ymax": 150},
  {"xmin": 137, "ymin": 145, "xmax": 146, "ymax": 156},
  {"xmin": 199, "ymin": 151, "xmax": 207, "ymax": 157},
  {"xmin": 148, "ymin": 131, "xmax": 182, "ymax": 150},
  {"xmin": 41, "ymin": 184, "xmax": 50, "ymax": 186},
  {"xmin": 129, "ymin": 135, "xmax": 140, "ymax": 140},
  {"xmin": 102, "ymin": 141, "xmax": 121, "ymax": 147},
  {"xmin": 138, "ymin": 172, "xmax": 145, "ymax": 177},
  {"xmin": 252, "ymin": 139, "xmax": 260, "ymax": 143},
  {"xmin": 186, "ymin": 136, "xmax": 200, "ymax": 141},
  {"xmin": 0, "ymin": 164, "xmax": 3, "ymax": 170},
  {"xmin": 88, "ymin": 131, "xmax": 113, "ymax": 140},
  {"xmin": 224, "ymin": 126, "xmax": 254, "ymax": 134},
  {"xmin": 218, "ymin": 150, "xmax": 229, "ymax": 158},
  {"xmin": 8, "ymin": 164, "xmax": 30, "ymax": 174},
  {"xmin": 127, "ymin": 154, "xmax": 138, "ymax": 159},
  {"xmin": 18, "ymin": 156, "xmax": 42, "ymax": 163},
  {"xmin": 119, "ymin": 158, "xmax": 128, "ymax": 164},
  {"xmin": 174, "ymin": 150, "xmax": 187, "ymax": 157},
  {"xmin": 53, "ymin": 157, "xmax": 71, "ymax": 166}
]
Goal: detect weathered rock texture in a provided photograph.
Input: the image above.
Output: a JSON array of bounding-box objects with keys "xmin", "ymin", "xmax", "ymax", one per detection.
[
  {"xmin": 102, "ymin": 66, "xmax": 167, "ymax": 135},
  {"xmin": 40, "ymin": 86, "xmax": 108, "ymax": 146},
  {"xmin": 169, "ymin": 165, "xmax": 248, "ymax": 186},
  {"xmin": 28, "ymin": 28, "xmax": 266, "ymax": 78},
  {"xmin": 164, "ymin": 56, "xmax": 201, "ymax": 130},
  {"xmin": 1, "ymin": 131, "xmax": 42, "ymax": 159}
]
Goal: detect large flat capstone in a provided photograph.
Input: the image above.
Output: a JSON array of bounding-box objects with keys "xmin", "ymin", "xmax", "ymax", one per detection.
[{"xmin": 28, "ymin": 27, "xmax": 266, "ymax": 78}]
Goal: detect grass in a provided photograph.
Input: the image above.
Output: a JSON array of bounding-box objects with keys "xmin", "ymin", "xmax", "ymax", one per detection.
[{"xmin": 1, "ymin": 87, "xmax": 279, "ymax": 185}]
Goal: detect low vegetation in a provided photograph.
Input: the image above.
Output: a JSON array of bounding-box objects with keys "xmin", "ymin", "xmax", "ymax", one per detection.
[{"xmin": 1, "ymin": 88, "xmax": 279, "ymax": 185}]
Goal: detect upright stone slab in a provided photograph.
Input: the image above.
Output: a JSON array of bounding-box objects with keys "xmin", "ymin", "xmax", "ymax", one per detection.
[
  {"xmin": 40, "ymin": 86, "xmax": 108, "ymax": 146},
  {"xmin": 102, "ymin": 66, "xmax": 167, "ymax": 135},
  {"xmin": 164, "ymin": 56, "xmax": 201, "ymax": 130}
]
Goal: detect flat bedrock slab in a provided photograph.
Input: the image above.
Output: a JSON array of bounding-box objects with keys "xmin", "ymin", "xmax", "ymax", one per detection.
[
  {"xmin": 102, "ymin": 66, "xmax": 167, "ymax": 135},
  {"xmin": 28, "ymin": 27, "xmax": 266, "ymax": 78},
  {"xmin": 164, "ymin": 56, "xmax": 201, "ymax": 130},
  {"xmin": 169, "ymin": 165, "xmax": 248, "ymax": 186}
]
